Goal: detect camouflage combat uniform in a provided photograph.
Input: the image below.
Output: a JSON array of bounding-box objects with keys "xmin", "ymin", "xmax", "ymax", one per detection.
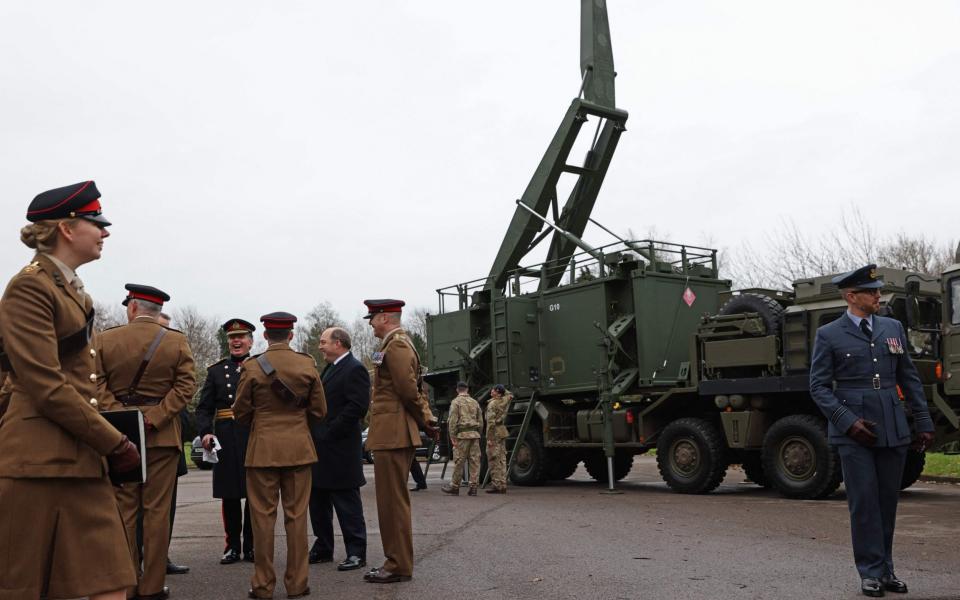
[
  {"xmin": 447, "ymin": 392, "xmax": 482, "ymax": 493},
  {"xmin": 485, "ymin": 392, "xmax": 512, "ymax": 491}
]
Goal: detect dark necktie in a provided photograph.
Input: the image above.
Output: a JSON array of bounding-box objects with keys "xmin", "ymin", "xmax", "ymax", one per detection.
[
  {"xmin": 860, "ymin": 319, "xmax": 872, "ymax": 338},
  {"xmin": 322, "ymin": 364, "xmax": 334, "ymax": 382}
]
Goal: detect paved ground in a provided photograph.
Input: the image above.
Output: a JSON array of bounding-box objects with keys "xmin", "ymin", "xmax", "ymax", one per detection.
[{"xmin": 165, "ymin": 457, "xmax": 960, "ymax": 600}]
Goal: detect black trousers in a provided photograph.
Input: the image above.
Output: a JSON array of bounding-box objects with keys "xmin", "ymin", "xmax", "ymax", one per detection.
[
  {"xmin": 409, "ymin": 457, "xmax": 426, "ymax": 488},
  {"xmin": 309, "ymin": 487, "xmax": 367, "ymax": 560},
  {"xmin": 222, "ymin": 498, "xmax": 253, "ymax": 554},
  {"xmin": 837, "ymin": 444, "xmax": 908, "ymax": 579}
]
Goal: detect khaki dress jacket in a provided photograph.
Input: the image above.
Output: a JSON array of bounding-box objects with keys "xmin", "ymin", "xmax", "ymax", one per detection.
[{"xmin": 365, "ymin": 328, "xmax": 434, "ymax": 451}]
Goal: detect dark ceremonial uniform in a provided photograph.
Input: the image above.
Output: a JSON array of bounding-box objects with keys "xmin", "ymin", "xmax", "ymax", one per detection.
[
  {"xmin": 810, "ymin": 265, "xmax": 934, "ymax": 594},
  {"xmin": 196, "ymin": 319, "xmax": 257, "ymax": 563}
]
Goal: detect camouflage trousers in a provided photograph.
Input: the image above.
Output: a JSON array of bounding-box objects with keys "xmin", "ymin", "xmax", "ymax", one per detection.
[
  {"xmin": 486, "ymin": 437, "xmax": 507, "ymax": 489},
  {"xmin": 451, "ymin": 438, "xmax": 481, "ymax": 488}
]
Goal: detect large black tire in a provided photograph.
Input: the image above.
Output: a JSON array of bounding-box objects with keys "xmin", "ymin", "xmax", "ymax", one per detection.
[
  {"xmin": 718, "ymin": 293, "xmax": 784, "ymax": 337},
  {"xmin": 545, "ymin": 450, "xmax": 581, "ymax": 480},
  {"xmin": 509, "ymin": 427, "xmax": 547, "ymax": 486},
  {"xmin": 762, "ymin": 414, "xmax": 842, "ymax": 499},
  {"xmin": 741, "ymin": 452, "xmax": 770, "ymax": 488},
  {"xmin": 656, "ymin": 418, "xmax": 728, "ymax": 494},
  {"xmin": 583, "ymin": 451, "xmax": 633, "ymax": 483},
  {"xmin": 900, "ymin": 449, "xmax": 926, "ymax": 490}
]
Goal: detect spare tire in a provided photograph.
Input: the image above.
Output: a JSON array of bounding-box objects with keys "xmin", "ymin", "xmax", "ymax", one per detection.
[{"xmin": 719, "ymin": 293, "xmax": 784, "ymax": 337}]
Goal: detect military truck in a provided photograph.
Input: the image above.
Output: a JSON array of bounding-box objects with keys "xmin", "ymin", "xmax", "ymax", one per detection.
[{"xmin": 423, "ymin": 1, "xmax": 959, "ymax": 499}]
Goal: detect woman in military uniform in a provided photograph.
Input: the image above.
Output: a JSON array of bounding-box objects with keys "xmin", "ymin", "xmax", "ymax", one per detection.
[
  {"xmin": 0, "ymin": 181, "xmax": 139, "ymax": 600},
  {"xmin": 484, "ymin": 384, "xmax": 512, "ymax": 494}
]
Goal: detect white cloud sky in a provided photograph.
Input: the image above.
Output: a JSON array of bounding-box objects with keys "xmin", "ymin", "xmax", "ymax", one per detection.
[{"xmin": 1, "ymin": 0, "xmax": 957, "ymax": 327}]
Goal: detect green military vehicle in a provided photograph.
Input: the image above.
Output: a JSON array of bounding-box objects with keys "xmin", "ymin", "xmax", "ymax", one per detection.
[{"xmin": 424, "ymin": 1, "xmax": 959, "ymax": 499}]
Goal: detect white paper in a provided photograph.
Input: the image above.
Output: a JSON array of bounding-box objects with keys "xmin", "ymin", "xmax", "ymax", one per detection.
[{"xmin": 192, "ymin": 435, "xmax": 221, "ymax": 464}]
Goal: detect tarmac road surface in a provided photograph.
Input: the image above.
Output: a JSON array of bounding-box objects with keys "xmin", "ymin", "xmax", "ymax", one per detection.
[{"xmin": 164, "ymin": 456, "xmax": 960, "ymax": 600}]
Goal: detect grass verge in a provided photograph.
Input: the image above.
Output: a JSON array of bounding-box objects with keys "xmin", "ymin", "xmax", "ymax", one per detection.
[{"xmin": 922, "ymin": 452, "xmax": 960, "ymax": 479}]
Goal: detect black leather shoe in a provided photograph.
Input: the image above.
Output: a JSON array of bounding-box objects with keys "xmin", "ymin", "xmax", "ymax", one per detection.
[
  {"xmin": 166, "ymin": 559, "xmax": 189, "ymax": 575},
  {"xmin": 243, "ymin": 550, "xmax": 254, "ymax": 563},
  {"xmin": 220, "ymin": 549, "xmax": 241, "ymax": 564},
  {"xmin": 880, "ymin": 574, "xmax": 907, "ymax": 593},
  {"xmin": 308, "ymin": 545, "xmax": 332, "ymax": 565},
  {"xmin": 861, "ymin": 578, "xmax": 884, "ymax": 597},
  {"xmin": 337, "ymin": 555, "xmax": 366, "ymax": 571},
  {"xmin": 409, "ymin": 484, "xmax": 427, "ymax": 492},
  {"xmin": 247, "ymin": 589, "xmax": 269, "ymax": 599},
  {"xmin": 363, "ymin": 568, "xmax": 411, "ymax": 584},
  {"xmin": 137, "ymin": 586, "xmax": 170, "ymax": 600},
  {"xmin": 287, "ymin": 587, "xmax": 310, "ymax": 599}
]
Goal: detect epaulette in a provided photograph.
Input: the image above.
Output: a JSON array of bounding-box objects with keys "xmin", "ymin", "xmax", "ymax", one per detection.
[
  {"xmin": 244, "ymin": 353, "xmax": 263, "ymax": 364},
  {"xmin": 102, "ymin": 323, "xmax": 125, "ymax": 332},
  {"xmin": 161, "ymin": 325, "xmax": 184, "ymax": 334},
  {"xmin": 295, "ymin": 350, "xmax": 318, "ymax": 367},
  {"xmin": 20, "ymin": 261, "xmax": 42, "ymax": 275},
  {"xmin": 205, "ymin": 357, "xmax": 230, "ymax": 371}
]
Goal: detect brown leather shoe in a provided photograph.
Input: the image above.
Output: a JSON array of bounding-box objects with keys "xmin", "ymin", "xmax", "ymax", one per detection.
[
  {"xmin": 440, "ymin": 484, "xmax": 459, "ymax": 495},
  {"xmin": 363, "ymin": 568, "xmax": 412, "ymax": 584}
]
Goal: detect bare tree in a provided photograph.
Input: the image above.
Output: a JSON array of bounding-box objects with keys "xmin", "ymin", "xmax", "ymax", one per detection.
[
  {"xmin": 294, "ymin": 301, "xmax": 341, "ymax": 367},
  {"xmin": 171, "ymin": 305, "xmax": 221, "ymax": 410},
  {"xmin": 93, "ymin": 300, "xmax": 126, "ymax": 332},
  {"xmin": 724, "ymin": 206, "xmax": 955, "ymax": 289},
  {"xmin": 348, "ymin": 317, "xmax": 379, "ymax": 369}
]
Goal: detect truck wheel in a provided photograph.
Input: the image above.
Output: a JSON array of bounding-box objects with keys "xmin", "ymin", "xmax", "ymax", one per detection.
[
  {"xmin": 656, "ymin": 418, "xmax": 727, "ymax": 494},
  {"xmin": 741, "ymin": 453, "xmax": 770, "ymax": 488},
  {"xmin": 900, "ymin": 449, "xmax": 926, "ymax": 490},
  {"xmin": 718, "ymin": 293, "xmax": 784, "ymax": 337},
  {"xmin": 509, "ymin": 428, "xmax": 547, "ymax": 486},
  {"xmin": 545, "ymin": 450, "xmax": 581, "ymax": 480},
  {"xmin": 584, "ymin": 451, "xmax": 633, "ymax": 483},
  {"xmin": 762, "ymin": 415, "xmax": 841, "ymax": 499}
]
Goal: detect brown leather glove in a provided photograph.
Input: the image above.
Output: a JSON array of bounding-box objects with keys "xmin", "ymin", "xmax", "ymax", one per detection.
[
  {"xmin": 108, "ymin": 435, "xmax": 141, "ymax": 472},
  {"xmin": 912, "ymin": 431, "xmax": 934, "ymax": 452},
  {"xmin": 847, "ymin": 419, "xmax": 878, "ymax": 446}
]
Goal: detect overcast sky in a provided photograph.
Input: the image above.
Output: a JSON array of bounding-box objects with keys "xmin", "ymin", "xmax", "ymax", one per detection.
[{"xmin": 1, "ymin": 1, "xmax": 957, "ymax": 327}]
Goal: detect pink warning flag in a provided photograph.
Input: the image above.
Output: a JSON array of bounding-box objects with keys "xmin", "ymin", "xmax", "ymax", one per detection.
[{"xmin": 682, "ymin": 287, "xmax": 696, "ymax": 307}]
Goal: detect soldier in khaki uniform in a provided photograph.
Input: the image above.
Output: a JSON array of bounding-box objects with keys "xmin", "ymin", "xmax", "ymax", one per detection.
[
  {"xmin": 234, "ymin": 312, "xmax": 327, "ymax": 600},
  {"xmin": 484, "ymin": 384, "xmax": 512, "ymax": 494},
  {"xmin": 361, "ymin": 299, "xmax": 438, "ymax": 584},
  {"xmin": 99, "ymin": 283, "xmax": 197, "ymax": 600},
  {"xmin": 441, "ymin": 382, "xmax": 483, "ymax": 496},
  {"xmin": 0, "ymin": 181, "xmax": 139, "ymax": 600}
]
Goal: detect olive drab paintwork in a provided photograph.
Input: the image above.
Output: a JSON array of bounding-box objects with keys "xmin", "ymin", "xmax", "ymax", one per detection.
[{"xmin": 422, "ymin": 0, "xmax": 960, "ymax": 497}]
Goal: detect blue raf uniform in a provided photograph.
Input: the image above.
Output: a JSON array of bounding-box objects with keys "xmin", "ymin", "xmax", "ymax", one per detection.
[{"xmin": 810, "ymin": 265, "xmax": 934, "ymax": 594}]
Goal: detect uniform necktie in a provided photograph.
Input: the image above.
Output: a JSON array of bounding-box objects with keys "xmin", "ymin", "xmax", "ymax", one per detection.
[{"xmin": 860, "ymin": 319, "xmax": 872, "ymax": 338}]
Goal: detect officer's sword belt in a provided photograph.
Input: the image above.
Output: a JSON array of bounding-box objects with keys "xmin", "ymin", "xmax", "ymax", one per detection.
[
  {"xmin": 0, "ymin": 308, "xmax": 95, "ymax": 376},
  {"xmin": 216, "ymin": 408, "xmax": 235, "ymax": 420},
  {"xmin": 116, "ymin": 328, "xmax": 168, "ymax": 407},
  {"xmin": 256, "ymin": 354, "xmax": 310, "ymax": 408}
]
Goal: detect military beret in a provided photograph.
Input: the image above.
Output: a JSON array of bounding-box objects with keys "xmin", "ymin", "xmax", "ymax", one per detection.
[
  {"xmin": 363, "ymin": 298, "xmax": 405, "ymax": 319},
  {"xmin": 122, "ymin": 283, "xmax": 170, "ymax": 306},
  {"xmin": 831, "ymin": 264, "xmax": 884, "ymax": 290},
  {"xmin": 260, "ymin": 311, "xmax": 297, "ymax": 330},
  {"xmin": 27, "ymin": 181, "xmax": 111, "ymax": 226},
  {"xmin": 223, "ymin": 318, "xmax": 256, "ymax": 336}
]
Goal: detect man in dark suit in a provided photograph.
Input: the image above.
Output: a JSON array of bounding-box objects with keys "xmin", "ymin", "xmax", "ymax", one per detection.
[
  {"xmin": 810, "ymin": 264, "xmax": 935, "ymax": 598},
  {"xmin": 308, "ymin": 326, "xmax": 370, "ymax": 571}
]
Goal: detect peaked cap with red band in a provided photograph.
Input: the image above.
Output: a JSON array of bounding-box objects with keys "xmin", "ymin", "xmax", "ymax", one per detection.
[
  {"xmin": 27, "ymin": 181, "xmax": 111, "ymax": 226},
  {"xmin": 260, "ymin": 311, "xmax": 297, "ymax": 330},
  {"xmin": 223, "ymin": 318, "xmax": 256, "ymax": 336},
  {"xmin": 363, "ymin": 298, "xmax": 405, "ymax": 319},
  {"xmin": 122, "ymin": 283, "xmax": 170, "ymax": 307}
]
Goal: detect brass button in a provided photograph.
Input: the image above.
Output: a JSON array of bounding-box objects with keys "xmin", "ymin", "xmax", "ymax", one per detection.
[
  {"xmin": 873, "ymin": 358, "xmax": 878, "ymax": 363},
  {"xmin": 90, "ymin": 348, "xmax": 97, "ymax": 357},
  {"xmin": 89, "ymin": 398, "xmax": 98, "ymax": 408},
  {"xmin": 89, "ymin": 373, "xmax": 97, "ymax": 381},
  {"xmin": 227, "ymin": 383, "xmax": 231, "ymax": 388},
  {"xmin": 226, "ymin": 374, "xmax": 230, "ymax": 379},
  {"xmin": 228, "ymin": 394, "xmax": 233, "ymax": 399}
]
